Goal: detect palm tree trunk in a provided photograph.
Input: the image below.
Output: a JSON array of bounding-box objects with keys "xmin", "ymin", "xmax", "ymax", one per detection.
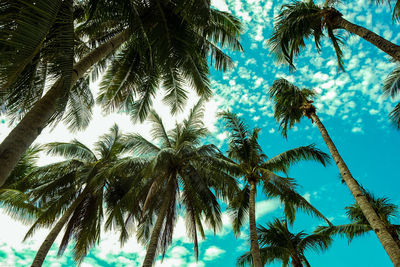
[
  {"xmin": 309, "ymin": 112, "xmax": 400, "ymax": 267},
  {"xmin": 142, "ymin": 191, "xmax": 171, "ymax": 267},
  {"xmin": 0, "ymin": 29, "xmax": 131, "ymax": 187},
  {"xmin": 331, "ymin": 10, "xmax": 400, "ymax": 61},
  {"xmin": 249, "ymin": 181, "xmax": 263, "ymax": 267},
  {"xmin": 31, "ymin": 189, "xmax": 89, "ymax": 267}
]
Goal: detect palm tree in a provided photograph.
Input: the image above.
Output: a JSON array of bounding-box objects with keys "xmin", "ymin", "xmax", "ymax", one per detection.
[
  {"xmin": 118, "ymin": 100, "xmax": 238, "ymax": 267},
  {"xmin": 383, "ymin": 66, "xmax": 400, "ymax": 128},
  {"xmin": 316, "ymin": 190, "xmax": 400, "ymax": 247},
  {"xmin": 24, "ymin": 125, "xmax": 135, "ymax": 267},
  {"xmin": 0, "ymin": 0, "xmax": 243, "ymax": 187},
  {"xmin": 269, "ymin": 78, "xmax": 400, "ymax": 266},
  {"xmin": 237, "ymin": 218, "xmax": 332, "ymax": 267},
  {"xmin": 269, "ymin": 0, "xmax": 400, "ymax": 71},
  {"xmin": 220, "ymin": 111, "xmax": 332, "ymax": 267}
]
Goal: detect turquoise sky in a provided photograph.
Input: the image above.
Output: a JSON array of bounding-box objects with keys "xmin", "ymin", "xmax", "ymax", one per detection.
[{"xmin": 0, "ymin": 0, "xmax": 399, "ymax": 266}]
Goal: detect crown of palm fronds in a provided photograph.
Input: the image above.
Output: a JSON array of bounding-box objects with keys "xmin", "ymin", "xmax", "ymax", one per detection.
[
  {"xmin": 237, "ymin": 218, "xmax": 332, "ymax": 267},
  {"xmin": 315, "ymin": 190, "xmax": 399, "ymax": 242},
  {"xmin": 269, "ymin": 78, "xmax": 316, "ymax": 138},
  {"xmin": 115, "ymin": 99, "xmax": 238, "ymax": 262},
  {"xmin": 269, "ymin": 0, "xmax": 345, "ymax": 71},
  {"xmin": 220, "ymin": 111, "xmax": 331, "ymax": 234}
]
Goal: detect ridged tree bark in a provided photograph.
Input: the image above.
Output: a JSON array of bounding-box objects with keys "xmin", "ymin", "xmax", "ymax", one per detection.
[
  {"xmin": 142, "ymin": 189, "xmax": 172, "ymax": 267},
  {"xmin": 0, "ymin": 29, "xmax": 131, "ymax": 187},
  {"xmin": 309, "ymin": 111, "xmax": 400, "ymax": 267},
  {"xmin": 328, "ymin": 8, "xmax": 400, "ymax": 61},
  {"xmin": 31, "ymin": 189, "xmax": 89, "ymax": 267},
  {"xmin": 249, "ymin": 181, "xmax": 263, "ymax": 267}
]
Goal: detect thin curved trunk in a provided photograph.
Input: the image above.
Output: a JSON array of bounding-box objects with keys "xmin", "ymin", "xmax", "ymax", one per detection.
[
  {"xmin": 142, "ymin": 188, "xmax": 172, "ymax": 267},
  {"xmin": 332, "ymin": 12, "xmax": 400, "ymax": 61},
  {"xmin": 31, "ymin": 189, "xmax": 89, "ymax": 267},
  {"xmin": 0, "ymin": 29, "xmax": 131, "ymax": 187},
  {"xmin": 249, "ymin": 181, "xmax": 263, "ymax": 267},
  {"xmin": 310, "ymin": 112, "xmax": 400, "ymax": 267}
]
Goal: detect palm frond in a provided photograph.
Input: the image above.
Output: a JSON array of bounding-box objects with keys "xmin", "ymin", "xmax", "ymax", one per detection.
[
  {"xmin": 269, "ymin": 0, "xmax": 323, "ymax": 70},
  {"xmin": 228, "ymin": 185, "xmax": 250, "ymax": 236},
  {"xmin": 46, "ymin": 141, "xmax": 97, "ymax": 161},
  {"xmin": 148, "ymin": 110, "xmax": 172, "ymax": 147},
  {"xmin": 389, "ymin": 103, "xmax": 400, "ymax": 129},
  {"xmin": 383, "ymin": 66, "xmax": 400, "ymax": 99},
  {"xmin": 314, "ymin": 223, "xmax": 371, "ymax": 241},
  {"xmin": 263, "ymin": 144, "xmax": 331, "ymax": 174},
  {"xmin": 0, "ymin": 0, "xmax": 62, "ymax": 89}
]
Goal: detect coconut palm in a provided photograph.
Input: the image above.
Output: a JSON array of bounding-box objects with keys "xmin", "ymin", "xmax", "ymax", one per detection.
[
  {"xmin": 237, "ymin": 218, "xmax": 332, "ymax": 267},
  {"xmin": 118, "ymin": 100, "xmax": 238, "ymax": 267},
  {"xmin": 220, "ymin": 111, "xmax": 331, "ymax": 267},
  {"xmin": 24, "ymin": 125, "xmax": 139, "ymax": 267},
  {"xmin": 316, "ymin": 190, "xmax": 400, "ymax": 247},
  {"xmin": 0, "ymin": 0, "xmax": 243, "ymax": 187},
  {"xmin": 269, "ymin": 78, "xmax": 400, "ymax": 265},
  {"xmin": 269, "ymin": 0, "xmax": 400, "ymax": 71},
  {"xmin": 383, "ymin": 66, "xmax": 400, "ymax": 128}
]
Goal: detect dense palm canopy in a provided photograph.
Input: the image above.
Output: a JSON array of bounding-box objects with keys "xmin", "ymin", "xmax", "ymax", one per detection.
[
  {"xmin": 0, "ymin": 0, "xmax": 243, "ymax": 188},
  {"xmin": 237, "ymin": 218, "xmax": 332, "ymax": 267},
  {"xmin": 23, "ymin": 125, "xmax": 134, "ymax": 265},
  {"xmin": 269, "ymin": 0, "xmax": 400, "ymax": 71},
  {"xmin": 114, "ymin": 99, "xmax": 238, "ymax": 266},
  {"xmin": 0, "ymin": 0, "xmax": 243, "ymax": 124},
  {"xmin": 0, "ymin": 0, "xmax": 83, "ymax": 126},
  {"xmin": 315, "ymin": 190, "xmax": 400, "ymax": 245}
]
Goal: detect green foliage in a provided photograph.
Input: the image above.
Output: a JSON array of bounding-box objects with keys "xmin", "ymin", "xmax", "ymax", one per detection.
[
  {"xmin": 22, "ymin": 125, "xmax": 131, "ymax": 263},
  {"xmin": 315, "ymin": 190, "xmax": 400, "ymax": 242},
  {"xmin": 220, "ymin": 111, "xmax": 331, "ymax": 234},
  {"xmin": 90, "ymin": 0, "xmax": 243, "ymax": 122},
  {"xmin": 115, "ymin": 99, "xmax": 238, "ymax": 264},
  {"xmin": 383, "ymin": 66, "xmax": 400, "ymax": 128},
  {"xmin": 237, "ymin": 218, "xmax": 332, "ymax": 266},
  {"xmin": 269, "ymin": 78, "xmax": 316, "ymax": 138},
  {"xmin": 389, "ymin": 103, "xmax": 400, "ymax": 128},
  {"xmin": 269, "ymin": 0, "xmax": 346, "ymax": 71}
]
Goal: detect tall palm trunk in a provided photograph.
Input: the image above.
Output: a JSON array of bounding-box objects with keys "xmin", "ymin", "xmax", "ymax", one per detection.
[
  {"xmin": 309, "ymin": 111, "xmax": 400, "ymax": 267},
  {"xmin": 142, "ymin": 189, "xmax": 172, "ymax": 267},
  {"xmin": 31, "ymin": 189, "xmax": 89, "ymax": 267},
  {"xmin": 0, "ymin": 29, "xmax": 130, "ymax": 187},
  {"xmin": 249, "ymin": 181, "xmax": 263, "ymax": 267},
  {"xmin": 328, "ymin": 9, "xmax": 400, "ymax": 61}
]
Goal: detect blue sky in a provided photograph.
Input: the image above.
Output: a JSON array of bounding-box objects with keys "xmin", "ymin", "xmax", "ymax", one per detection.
[{"xmin": 0, "ymin": 0, "xmax": 400, "ymax": 266}]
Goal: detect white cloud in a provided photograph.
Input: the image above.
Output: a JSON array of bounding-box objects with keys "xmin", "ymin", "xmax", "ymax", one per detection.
[
  {"xmin": 255, "ymin": 199, "xmax": 280, "ymax": 219},
  {"xmin": 351, "ymin": 127, "xmax": 363, "ymax": 133},
  {"xmin": 203, "ymin": 246, "xmax": 226, "ymax": 261},
  {"xmin": 211, "ymin": 0, "xmax": 229, "ymax": 11},
  {"xmin": 303, "ymin": 192, "xmax": 311, "ymax": 203}
]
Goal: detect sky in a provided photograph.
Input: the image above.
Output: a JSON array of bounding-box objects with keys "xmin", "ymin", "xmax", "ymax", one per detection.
[{"xmin": 1, "ymin": 0, "xmax": 400, "ymax": 266}]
